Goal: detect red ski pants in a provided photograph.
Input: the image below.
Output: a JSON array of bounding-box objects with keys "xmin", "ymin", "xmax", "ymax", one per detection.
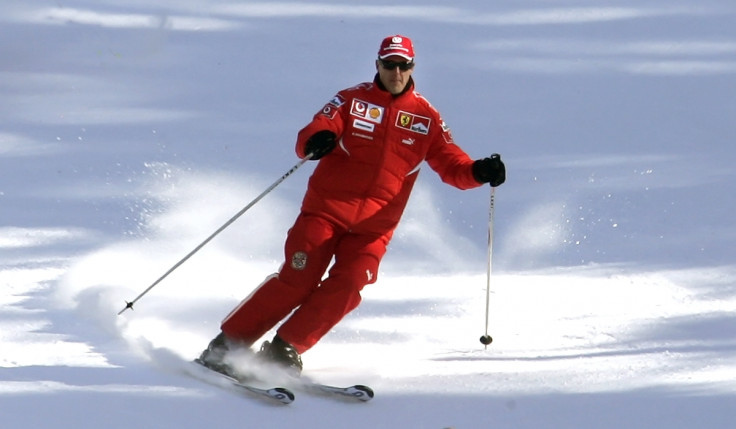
[{"xmin": 221, "ymin": 214, "xmax": 388, "ymax": 354}]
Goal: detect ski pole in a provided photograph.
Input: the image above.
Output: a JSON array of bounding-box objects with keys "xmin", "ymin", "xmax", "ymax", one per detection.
[
  {"xmin": 117, "ymin": 154, "xmax": 312, "ymax": 315},
  {"xmin": 479, "ymin": 186, "xmax": 495, "ymax": 348}
]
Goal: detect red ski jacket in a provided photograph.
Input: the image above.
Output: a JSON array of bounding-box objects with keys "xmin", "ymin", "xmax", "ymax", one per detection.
[{"xmin": 296, "ymin": 76, "xmax": 481, "ymax": 237}]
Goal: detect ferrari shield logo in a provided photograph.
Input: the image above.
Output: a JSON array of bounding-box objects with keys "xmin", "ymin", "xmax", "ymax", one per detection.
[{"xmin": 400, "ymin": 114, "xmax": 412, "ymax": 127}]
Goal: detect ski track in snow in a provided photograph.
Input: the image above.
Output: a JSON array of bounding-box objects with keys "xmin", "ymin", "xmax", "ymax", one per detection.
[{"xmin": 2, "ymin": 0, "xmax": 736, "ymax": 427}]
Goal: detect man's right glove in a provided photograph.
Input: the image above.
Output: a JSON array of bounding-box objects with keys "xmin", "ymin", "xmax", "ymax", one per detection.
[
  {"xmin": 472, "ymin": 153, "xmax": 506, "ymax": 187},
  {"xmin": 304, "ymin": 130, "xmax": 337, "ymax": 160}
]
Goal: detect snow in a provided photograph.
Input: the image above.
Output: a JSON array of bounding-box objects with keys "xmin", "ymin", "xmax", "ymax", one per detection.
[{"xmin": 2, "ymin": 0, "xmax": 735, "ymax": 427}]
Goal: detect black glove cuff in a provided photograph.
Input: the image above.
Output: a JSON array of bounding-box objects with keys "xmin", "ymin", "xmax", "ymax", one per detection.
[
  {"xmin": 473, "ymin": 154, "xmax": 506, "ymax": 187},
  {"xmin": 305, "ymin": 130, "xmax": 337, "ymax": 160}
]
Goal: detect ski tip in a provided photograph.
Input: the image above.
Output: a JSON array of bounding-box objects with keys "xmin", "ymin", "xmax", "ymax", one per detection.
[
  {"xmin": 273, "ymin": 387, "xmax": 296, "ymax": 404},
  {"xmin": 353, "ymin": 385, "xmax": 375, "ymax": 401}
]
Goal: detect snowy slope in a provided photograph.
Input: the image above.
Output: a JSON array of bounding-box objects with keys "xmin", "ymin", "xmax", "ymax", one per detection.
[{"xmin": 2, "ymin": 1, "xmax": 736, "ymax": 428}]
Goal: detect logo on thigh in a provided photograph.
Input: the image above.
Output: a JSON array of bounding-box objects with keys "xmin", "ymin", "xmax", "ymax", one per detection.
[{"xmin": 291, "ymin": 251, "xmax": 308, "ymax": 270}]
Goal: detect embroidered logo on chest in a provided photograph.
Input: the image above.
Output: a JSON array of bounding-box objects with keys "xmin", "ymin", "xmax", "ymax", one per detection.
[
  {"xmin": 350, "ymin": 99, "xmax": 385, "ymax": 124},
  {"xmin": 396, "ymin": 111, "xmax": 431, "ymax": 135}
]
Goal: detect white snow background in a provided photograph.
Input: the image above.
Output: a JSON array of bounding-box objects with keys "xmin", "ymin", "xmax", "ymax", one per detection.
[{"xmin": 2, "ymin": 0, "xmax": 736, "ymax": 427}]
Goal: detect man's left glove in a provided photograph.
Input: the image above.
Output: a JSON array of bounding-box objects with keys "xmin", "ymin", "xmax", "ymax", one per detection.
[
  {"xmin": 304, "ymin": 130, "xmax": 337, "ymax": 160},
  {"xmin": 472, "ymin": 153, "xmax": 506, "ymax": 187}
]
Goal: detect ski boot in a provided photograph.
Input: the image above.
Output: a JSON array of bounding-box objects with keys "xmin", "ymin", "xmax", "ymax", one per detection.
[
  {"xmin": 257, "ymin": 335, "xmax": 303, "ymax": 377},
  {"xmin": 195, "ymin": 332, "xmax": 239, "ymax": 378}
]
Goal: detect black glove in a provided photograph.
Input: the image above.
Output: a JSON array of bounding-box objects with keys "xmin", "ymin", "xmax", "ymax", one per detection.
[
  {"xmin": 304, "ymin": 130, "xmax": 337, "ymax": 160},
  {"xmin": 472, "ymin": 153, "xmax": 506, "ymax": 187}
]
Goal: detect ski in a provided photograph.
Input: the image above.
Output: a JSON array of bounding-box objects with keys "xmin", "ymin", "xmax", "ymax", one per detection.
[
  {"xmin": 189, "ymin": 358, "xmax": 373, "ymax": 404},
  {"xmin": 188, "ymin": 359, "xmax": 295, "ymax": 405},
  {"xmin": 232, "ymin": 382, "xmax": 295, "ymax": 405},
  {"xmin": 300, "ymin": 380, "xmax": 374, "ymax": 402}
]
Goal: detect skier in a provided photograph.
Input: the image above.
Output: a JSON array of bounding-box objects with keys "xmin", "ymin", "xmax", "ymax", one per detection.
[{"xmin": 198, "ymin": 34, "xmax": 506, "ymax": 377}]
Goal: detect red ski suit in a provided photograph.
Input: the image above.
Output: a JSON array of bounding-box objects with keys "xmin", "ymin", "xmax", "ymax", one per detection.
[{"xmin": 221, "ymin": 76, "xmax": 482, "ymax": 353}]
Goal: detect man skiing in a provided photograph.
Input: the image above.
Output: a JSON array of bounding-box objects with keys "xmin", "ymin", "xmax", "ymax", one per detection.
[{"xmin": 198, "ymin": 34, "xmax": 506, "ymax": 377}]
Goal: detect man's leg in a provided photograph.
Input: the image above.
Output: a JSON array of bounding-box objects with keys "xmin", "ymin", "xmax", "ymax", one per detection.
[
  {"xmin": 221, "ymin": 214, "xmax": 339, "ymax": 345},
  {"xmin": 277, "ymin": 233, "xmax": 388, "ymax": 353}
]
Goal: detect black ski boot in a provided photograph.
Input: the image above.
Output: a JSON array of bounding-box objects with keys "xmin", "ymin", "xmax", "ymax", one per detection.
[
  {"xmin": 257, "ymin": 335, "xmax": 303, "ymax": 377},
  {"xmin": 195, "ymin": 332, "xmax": 238, "ymax": 378}
]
